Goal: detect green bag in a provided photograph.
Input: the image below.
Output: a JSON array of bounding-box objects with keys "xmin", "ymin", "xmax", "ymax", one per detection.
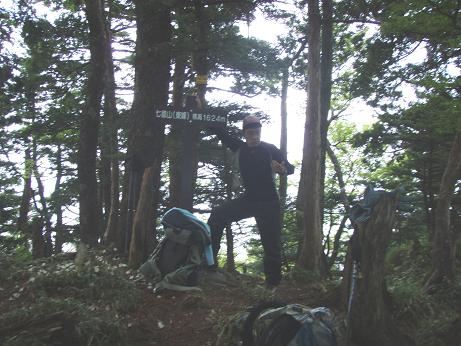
[{"xmin": 216, "ymin": 301, "xmax": 341, "ymax": 346}]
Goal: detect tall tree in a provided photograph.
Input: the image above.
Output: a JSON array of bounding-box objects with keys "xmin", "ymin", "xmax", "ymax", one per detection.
[
  {"xmin": 296, "ymin": 0, "xmax": 327, "ymax": 276},
  {"xmin": 425, "ymin": 131, "xmax": 461, "ymax": 287},
  {"xmin": 127, "ymin": 0, "xmax": 172, "ymax": 267},
  {"xmin": 78, "ymin": 0, "xmax": 107, "ymax": 246},
  {"xmin": 102, "ymin": 2, "xmax": 122, "ymax": 247},
  {"xmin": 348, "ymin": 0, "xmax": 461, "ymax": 287}
]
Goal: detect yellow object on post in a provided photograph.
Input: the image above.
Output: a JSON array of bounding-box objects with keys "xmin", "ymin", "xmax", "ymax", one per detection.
[{"xmin": 195, "ymin": 74, "xmax": 208, "ymax": 85}]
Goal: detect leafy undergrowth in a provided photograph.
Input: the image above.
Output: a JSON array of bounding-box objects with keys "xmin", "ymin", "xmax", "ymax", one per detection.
[
  {"xmin": 1, "ymin": 247, "xmax": 460, "ymax": 346},
  {"xmin": 387, "ymin": 242, "xmax": 461, "ymax": 346},
  {"xmin": 0, "ymin": 249, "xmax": 336, "ymax": 346}
]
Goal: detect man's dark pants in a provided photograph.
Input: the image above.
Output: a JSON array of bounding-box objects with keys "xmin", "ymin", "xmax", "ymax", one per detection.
[{"xmin": 207, "ymin": 196, "xmax": 282, "ymax": 286}]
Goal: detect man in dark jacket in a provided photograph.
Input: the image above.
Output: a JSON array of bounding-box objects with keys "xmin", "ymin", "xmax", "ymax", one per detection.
[{"xmin": 207, "ymin": 115, "xmax": 294, "ymax": 289}]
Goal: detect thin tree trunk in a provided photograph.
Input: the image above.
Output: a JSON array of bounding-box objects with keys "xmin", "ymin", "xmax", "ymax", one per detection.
[
  {"xmin": 279, "ymin": 67, "xmax": 288, "ymax": 212},
  {"xmin": 325, "ymin": 140, "xmax": 351, "ymax": 269},
  {"xmin": 296, "ymin": 0, "xmax": 326, "ymax": 277},
  {"xmin": 225, "ymin": 225, "xmax": 235, "ymax": 272},
  {"xmin": 319, "ymin": 0, "xmax": 333, "ymax": 195},
  {"xmin": 129, "ymin": 166, "xmax": 155, "ymax": 268},
  {"xmin": 30, "ymin": 135, "xmax": 53, "ymax": 257},
  {"xmin": 31, "ymin": 217, "xmax": 46, "ymax": 259},
  {"xmin": 295, "ymin": 160, "xmax": 306, "ymax": 259},
  {"xmin": 425, "ymin": 131, "xmax": 461, "ymax": 288},
  {"xmin": 103, "ymin": 5, "xmax": 121, "ymax": 247},
  {"xmin": 319, "ymin": 0, "xmax": 334, "ymax": 262},
  {"xmin": 224, "ymin": 148, "xmax": 235, "ymax": 272},
  {"xmin": 168, "ymin": 53, "xmax": 188, "ymax": 208},
  {"xmin": 326, "ymin": 140, "xmax": 350, "ymax": 212},
  {"xmin": 79, "ymin": 0, "xmax": 107, "ymax": 246},
  {"xmin": 17, "ymin": 148, "xmax": 33, "ymax": 235},
  {"xmin": 54, "ymin": 144, "xmax": 64, "ymax": 253},
  {"xmin": 33, "ymin": 168, "xmax": 53, "ymax": 257}
]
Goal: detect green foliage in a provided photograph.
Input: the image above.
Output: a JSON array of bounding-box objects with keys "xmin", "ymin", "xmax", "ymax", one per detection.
[
  {"xmin": 1, "ymin": 297, "xmax": 126, "ymax": 346},
  {"xmin": 289, "ymin": 266, "xmax": 322, "ymax": 284},
  {"xmin": 0, "ymin": 250, "xmax": 140, "ymax": 345},
  {"xmin": 24, "ymin": 263, "xmax": 138, "ymax": 312},
  {"xmin": 386, "ymin": 238, "xmax": 461, "ymax": 345}
]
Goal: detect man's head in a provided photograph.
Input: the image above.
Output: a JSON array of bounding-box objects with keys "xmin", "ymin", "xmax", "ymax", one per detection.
[{"xmin": 242, "ymin": 115, "xmax": 261, "ymax": 147}]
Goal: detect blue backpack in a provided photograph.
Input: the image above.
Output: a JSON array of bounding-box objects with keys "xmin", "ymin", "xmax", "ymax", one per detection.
[{"xmin": 139, "ymin": 208, "xmax": 214, "ymax": 292}]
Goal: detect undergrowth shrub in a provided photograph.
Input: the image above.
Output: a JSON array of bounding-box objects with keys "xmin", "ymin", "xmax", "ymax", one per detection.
[
  {"xmin": 387, "ymin": 240, "xmax": 461, "ymax": 345},
  {"xmin": 0, "ymin": 297, "xmax": 126, "ymax": 346},
  {"xmin": 24, "ymin": 262, "xmax": 139, "ymax": 313}
]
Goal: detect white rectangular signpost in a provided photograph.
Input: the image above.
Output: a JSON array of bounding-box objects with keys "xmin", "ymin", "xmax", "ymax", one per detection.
[
  {"xmin": 155, "ymin": 109, "xmax": 227, "ymax": 127},
  {"xmin": 155, "ymin": 107, "xmax": 227, "ymax": 210}
]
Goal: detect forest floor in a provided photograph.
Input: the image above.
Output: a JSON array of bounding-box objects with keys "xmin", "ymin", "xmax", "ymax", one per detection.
[
  {"xmin": 0, "ymin": 248, "xmax": 340, "ymax": 346},
  {"xmin": 1, "ymin": 248, "xmax": 460, "ymax": 346},
  {"xmin": 125, "ymin": 271, "xmax": 337, "ymax": 346}
]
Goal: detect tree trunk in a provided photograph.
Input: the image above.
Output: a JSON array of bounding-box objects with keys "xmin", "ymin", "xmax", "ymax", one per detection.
[
  {"xmin": 325, "ymin": 140, "xmax": 351, "ymax": 268},
  {"xmin": 31, "ymin": 135, "xmax": 53, "ymax": 257},
  {"xmin": 17, "ymin": 148, "xmax": 33, "ymax": 235},
  {"xmin": 31, "ymin": 217, "xmax": 46, "ymax": 259},
  {"xmin": 169, "ymin": 1, "xmax": 210, "ymax": 211},
  {"xmin": 225, "ymin": 225, "xmax": 235, "ymax": 272},
  {"xmin": 123, "ymin": 0, "xmax": 171, "ymax": 258},
  {"xmin": 78, "ymin": 0, "xmax": 107, "ymax": 246},
  {"xmin": 421, "ymin": 150, "xmax": 437, "ymax": 241},
  {"xmin": 54, "ymin": 144, "xmax": 64, "ymax": 253},
  {"xmin": 224, "ymin": 148, "xmax": 236, "ymax": 271},
  {"xmin": 341, "ymin": 193, "xmax": 414, "ymax": 346},
  {"xmin": 129, "ymin": 166, "xmax": 155, "ymax": 268},
  {"xmin": 319, "ymin": 0, "xmax": 333, "ymax": 226},
  {"xmin": 295, "ymin": 160, "xmax": 306, "ymax": 259},
  {"xmin": 279, "ymin": 67, "xmax": 288, "ymax": 212},
  {"xmin": 102, "ymin": 5, "xmax": 121, "ymax": 248},
  {"xmin": 296, "ymin": 0, "xmax": 326, "ymax": 277},
  {"xmin": 425, "ymin": 131, "xmax": 461, "ymax": 288},
  {"xmin": 167, "ymin": 54, "xmax": 188, "ymax": 208}
]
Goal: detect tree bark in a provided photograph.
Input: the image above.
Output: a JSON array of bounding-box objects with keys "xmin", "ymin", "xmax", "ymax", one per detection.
[
  {"xmin": 53, "ymin": 144, "xmax": 64, "ymax": 253},
  {"xmin": 123, "ymin": 0, "xmax": 171, "ymax": 258},
  {"xmin": 167, "ymin": 53, "xmax": 188, "ymax": 208},
  {"xmin": 425, "ymin": 131, "xmax": 461, "ymax": 288},
  {"xmin": 341, "ymin": 193, "xmax": 414, "ymax": 346},
  {"xmin": 31, "ymin": 217, "xmax": 46, "ymax": 259},
  {"xmin": 17, "ymin": 148, "xmax": 33, "ymax": 235},
  {"xmin": 129, "ymin": 166, "xmax": 155, "ymax": 268},
  {"xmin": 319, "ymin": 0, "xmax": 334, "ymax": 228},
  {"xmin": 296, "ymin": 0, "xmax": 326, "ymax": 277},
  {"xmin": 102, "ymin": 5, "xmax": 121, "ymax": 248},
  {"xmin": 325, "ymin": 141, "xmax": 351, "ymax": 268},
  {"xmin": 78, "ymin": 0, "xmax": 107, "ymax": 246},
  {"xmin": 224, "ymin": 148, "xmax": 236, "ymax": 271},
  {"xmin": 279, "ymin": 67, "xmax": 288, "ymax": 212}
]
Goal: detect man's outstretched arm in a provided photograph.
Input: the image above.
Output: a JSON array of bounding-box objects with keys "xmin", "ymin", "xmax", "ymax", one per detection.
[{"xmin": 207, "ymin": 126, "xmax": 243, "ymax": 152}]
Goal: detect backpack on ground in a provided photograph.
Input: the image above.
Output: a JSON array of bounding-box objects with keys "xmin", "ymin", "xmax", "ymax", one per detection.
[
  {"xmin": 139, "ymin": 207, "xmax": 214, "ymax": 292},
  {"xmin": 216, "ymin": 301, "xmax": 340, "ymax": 346}
]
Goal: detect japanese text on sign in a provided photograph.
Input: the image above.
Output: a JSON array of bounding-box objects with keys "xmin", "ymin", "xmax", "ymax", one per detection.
[{"xmin": 155, "ymin": 109, "xmax": 226, "ymax": 126}]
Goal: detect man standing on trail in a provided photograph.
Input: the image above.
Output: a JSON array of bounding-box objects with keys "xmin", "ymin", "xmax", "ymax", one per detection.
[{"xmin": 207, "ymin": 115, "xmax": 294, "ymax": 289}]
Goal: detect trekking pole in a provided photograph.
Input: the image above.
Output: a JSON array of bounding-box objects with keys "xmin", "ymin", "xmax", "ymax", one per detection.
[
  {"xmin": 345, "ymin": 228, "xmax": 360, "ymax": 346},
  {"xmin": 345, "ymin": 260, "xmax": 357, "ymax": 346}
]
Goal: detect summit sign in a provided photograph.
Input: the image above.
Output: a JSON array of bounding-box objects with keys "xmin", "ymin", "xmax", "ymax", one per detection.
[{"xmin": 155, "ymin": 109, "xmax": 226, "ymax": 127}]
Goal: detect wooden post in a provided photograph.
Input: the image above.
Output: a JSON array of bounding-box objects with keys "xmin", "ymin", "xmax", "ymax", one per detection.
[{"xmin": 341, "ymin": 193, "xmax": 415, "ymax": 346}]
